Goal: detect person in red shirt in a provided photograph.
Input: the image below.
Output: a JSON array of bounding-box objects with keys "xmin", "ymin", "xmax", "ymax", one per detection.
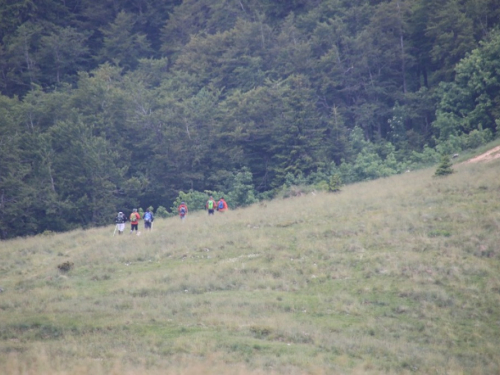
[
  {"xmin": 129, "ymin": 208, "xmax": 141, "ymax": 234},
  {"xmin": 178, "ymin": 201, "xmax": 188, "ymax": 221},
  {"xmin": 216, "ymin": 197, "xmax": 228, "ymax": 213}
]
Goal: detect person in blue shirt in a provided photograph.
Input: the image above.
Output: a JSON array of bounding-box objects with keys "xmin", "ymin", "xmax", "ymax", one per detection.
[{"xmin": 143, "ymin": 208, "xmax": 154, "ymax": 231}]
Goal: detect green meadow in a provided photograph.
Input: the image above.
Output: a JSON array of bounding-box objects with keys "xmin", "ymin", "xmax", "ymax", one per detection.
[{"xmin": 1, "ymin": 155, "xmax": 499, "ymax": 375}]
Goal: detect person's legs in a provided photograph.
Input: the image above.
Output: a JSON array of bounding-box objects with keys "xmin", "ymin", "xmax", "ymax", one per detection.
[{"xmin": 118, "ymin": 223, "xmax": 125, "ymax": 234}]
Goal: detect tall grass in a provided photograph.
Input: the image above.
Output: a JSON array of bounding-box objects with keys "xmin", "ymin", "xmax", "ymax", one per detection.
[{"xmin": 1, "ymin": 157, "xmax": 499, "ymax": 374}]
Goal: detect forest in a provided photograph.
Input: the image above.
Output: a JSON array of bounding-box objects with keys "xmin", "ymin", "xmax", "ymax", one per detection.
[{"xmin": 0, "ymin": 0, "xmax": 499, "ymax": 239}]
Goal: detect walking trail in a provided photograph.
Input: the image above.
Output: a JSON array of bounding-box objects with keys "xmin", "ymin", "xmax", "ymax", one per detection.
[{"xmin": 464, "ymin": 145, "xmax": 500, "ymax": 163}]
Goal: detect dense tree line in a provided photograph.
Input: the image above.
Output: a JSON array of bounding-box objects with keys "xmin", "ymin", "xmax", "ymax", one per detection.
[{"xmin": 1, "ymin": 0, "xmax": 499, "ymax": 239}]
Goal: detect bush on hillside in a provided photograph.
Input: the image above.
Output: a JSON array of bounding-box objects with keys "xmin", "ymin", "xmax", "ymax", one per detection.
[
  {"xmin": 155, "ymin": 206, "xmax": 170, "ymax": 218},
  {"xmin": 228, "ymin": 167, "xmax": 258, "ymax": 208},
  {"xmin": 434, "ymin": 155, "xmax": 454, "ymax": 177},
  {"xmin": 328, "ymin": 174, "xmax": 342, "ymax": 192},
  {"xmin": 410, "ymin": 145, "xmax": 440, "ymax": 167}
]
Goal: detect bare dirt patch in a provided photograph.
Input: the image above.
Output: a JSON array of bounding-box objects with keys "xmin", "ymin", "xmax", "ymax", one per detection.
[{"xmin": 464, "ymin": 145, "xmax": 500, "ymax": 163}]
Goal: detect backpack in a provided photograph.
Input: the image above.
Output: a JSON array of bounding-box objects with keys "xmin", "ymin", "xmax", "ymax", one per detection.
[
  {"xmin": 208, "ymin": 200, "xmax": 214, "ymax": 209},
  {"xmin": 144, "ymin": 212, "xmax": 152, "ymax": 222},
  {"xmin": 218, "ymin": 200, "xmax": 224, "ymax": 210},
  {"xmin": 130, "ymin": 213, "xmax": 138, "ymax": 222},
  {"xmin": 180, "ymin": 206, "xmax": 186, "ymax": 215}
]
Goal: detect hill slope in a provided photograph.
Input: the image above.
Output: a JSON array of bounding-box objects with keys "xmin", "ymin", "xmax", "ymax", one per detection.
[{"xmin": 1, "ymin": 157, "xmax": 499, "ymax": 374}]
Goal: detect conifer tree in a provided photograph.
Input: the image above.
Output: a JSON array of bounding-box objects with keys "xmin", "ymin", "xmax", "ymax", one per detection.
[
  {"xmin": 434, "ymin": 155, "xmax": 454, "ymax": 176},
  {"xmin": 328, "ymin": 174, "xmax": 342, "ymax": 192}
]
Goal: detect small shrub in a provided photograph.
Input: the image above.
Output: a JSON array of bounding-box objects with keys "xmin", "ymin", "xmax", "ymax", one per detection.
[
  {"xmin": 277, "ymin": 185, "xmax": 314, "ymax": 198},
  {"xmin": 434, "ymin": 155, "xmax": 454, "ymax": 177},
  {"xmin": 328, "ymin": 174, "xmax": 342, "ymax": 192},
  {"xmin": 314, "ymin": 180, "xmax": 329, "ymax": 191},
  {"xmin": 250, "ymin": 325, "xmax": 273, "ymax": 338},
  {"xmin": 155, "ymin": 206, "xmax": 169, "ymax": 218},
  {"xmin": 428, "ymin": 229, "xmax": 451, "ymax": 237},
  {"xmin": 466, "ymin": 128, "xmax": 493, "ymax": 149},
  {"xmin": 57, "ymin": 261, "xmax": 74, "ymax": 272},
  {"xmin": 410, "ymin": 145, "xmax": 439, "ymax": 166}
]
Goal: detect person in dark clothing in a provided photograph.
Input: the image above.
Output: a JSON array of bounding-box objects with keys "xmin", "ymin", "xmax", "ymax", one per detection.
[{"xmin": 114, "ymin": 212, "xmax": 127, "ymax": 235}]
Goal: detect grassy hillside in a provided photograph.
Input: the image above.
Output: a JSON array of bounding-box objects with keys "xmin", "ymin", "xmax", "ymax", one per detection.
[{"xmin": 1, "ymin": 156, "xmax": 499, "ymax": 374}]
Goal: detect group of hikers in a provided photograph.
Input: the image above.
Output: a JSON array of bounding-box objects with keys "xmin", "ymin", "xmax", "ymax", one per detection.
[
  {"xmin": 113, "ymin": 196, "xmax": 228, "ymax": 235},
  {"xmin": 113, "ymin": 208, "xmax": 154, "ymax": 235}
]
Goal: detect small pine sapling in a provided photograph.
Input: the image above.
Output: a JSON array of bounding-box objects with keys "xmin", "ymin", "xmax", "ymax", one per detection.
[
  {"xmin": 434, "ymin": 155, "xmax": 454, "ymax": 177},
  {"xmin": 328, "ymin": 174, "xmax": 342, "ymax": 192}
]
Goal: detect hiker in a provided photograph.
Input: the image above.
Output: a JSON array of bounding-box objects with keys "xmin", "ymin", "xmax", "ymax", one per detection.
[
  {"xmin": 129, "ymin": 208, "xmax": 141, "ymax": 234},
  {"xmin": 114, "ymin": 211, "xmax": 127, "ymax": 235},
  {"xmin": 217, "ymin": 197, "xmax": 228, "ymax": 213},
  {"xmin": 206, "ymin": 196, "xmax": 216, "ymax": 216},
  {"xmin": 178, "ymin": 201, "xmax": 188, "ymax": 220},
  {"xmin": 143, "ymin": 208, "xmax": 154, "ymax": 231}
]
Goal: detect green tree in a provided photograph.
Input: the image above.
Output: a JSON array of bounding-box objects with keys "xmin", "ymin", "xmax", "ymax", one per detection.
[
  {"xmin": 272, "ymin": 75, "xmax": 326, "ymax": 185},
  {"xmin": 433, "ymin": 30, "xmax": 500, "ymax": 144},
  {"xmin": 328, "ymin": 173, "xmax": 342, "ymax": 192},
  {"xmin": 401, "ymin": 87, "xmax": 436, "ymax": 149},
  {"xmin": 0, "ymin": 0, "xmax": 37, "ymax": 42},
  {"xmin": 388, "ymin": 101, "xmax": 409, "ymax": 157},
  {"xmin": 228, "ymin": 167, "xmax": 258, "ymax": 208},
  {"xmin": 273, "ymin": 13, "xmax": 312, "ymax": 77},
  {"xmin": 70, "ymin": 64, "xmax": 129, "ymax": 144},
  {"xmin": 434, "ymin": 155, "xmax": 454, "ymax": 176},
  {"xmin": 50, "ymin": 117, "xmax": 124, "ymax": 226},
  {"xmin": 172, "ymin": 18, "xmax": 272, "ymax": 93},
  {"xmin": 2, "ymin": 21, "xmax": 43, "ymax": 94},
  {"xmin": 97, "ymin": 10, "xmax": 152, "ymax": 70},
  {"xmin": 17, "ymin": 131, "xmax": 73, "ymax": 234},
  {"xmin": 363, "ymin": 0, "xmax": 413, "ymax": 95},
  {"xmin": 221, "ymin": 83, "xmax": 281, "ymax": 191},
  {"xmin": 0, "ymin": 94, "xmax": 29, "ymax": 238},
  {"xmin": 39, "ymin": 26, "xmax": 90, "ymax": 85},
  {"xmin": 425, "ymin": 0, "xmax": 476, "ymax": 82},
  {"xmin": 326, "ymin": 106, "xmax": 351, "ymax": 165},
  {"xmin": 160, "ymin": 0, "xmax": 250, "ymax": 58},
  {"xmin": 124, "ymin": 0, "xmax": 181, "ymax": 53}
]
